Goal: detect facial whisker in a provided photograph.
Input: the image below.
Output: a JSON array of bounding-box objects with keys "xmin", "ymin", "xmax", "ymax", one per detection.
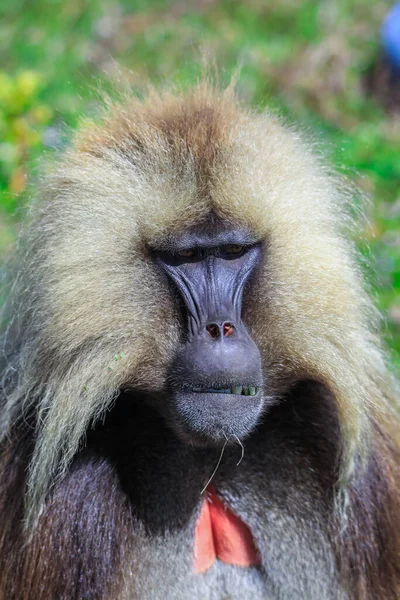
[
  {"xmin": 234, "ymin": 434, "xmax": 245, "ymax": 466},
  {"xmin": 201, "ymin": 438, "xmax": 228, "ymax": 495}
]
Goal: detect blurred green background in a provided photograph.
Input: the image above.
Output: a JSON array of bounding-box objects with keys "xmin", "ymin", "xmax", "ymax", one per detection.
[{"xmin": 0, "ymin": 0, "xmax": 399, "ymax": 366}]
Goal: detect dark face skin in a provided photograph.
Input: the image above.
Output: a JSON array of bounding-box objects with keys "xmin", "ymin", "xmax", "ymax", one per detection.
[{"xmin": 153, "ymin": 221, "xmax": 264, "ymax": 447}]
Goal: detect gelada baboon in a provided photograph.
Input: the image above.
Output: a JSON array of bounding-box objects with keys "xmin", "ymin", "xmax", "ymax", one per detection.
[{"xmin": 0, "ymin": 81, "xmax": 399, "ymax": 600}]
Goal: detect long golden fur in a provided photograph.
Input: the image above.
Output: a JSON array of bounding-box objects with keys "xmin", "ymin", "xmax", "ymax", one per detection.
[{"xmin": 1, "ymin": 81, "xmax": 399, "ymax": 598}]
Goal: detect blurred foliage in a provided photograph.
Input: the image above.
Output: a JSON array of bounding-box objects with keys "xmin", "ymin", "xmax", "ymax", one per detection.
[
  {"xmin": 0, "ymin": 71, "xmax": 52, "ymax": 222},
  {"xmin": 0, "ymin": 0, "xmax": 399, "ymax": 365}
]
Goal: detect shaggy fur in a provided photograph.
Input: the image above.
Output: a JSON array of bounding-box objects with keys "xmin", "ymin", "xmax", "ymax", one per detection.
[{"xmin": 0, "ymin": 82, "xmax": 399, "ymax": 599}]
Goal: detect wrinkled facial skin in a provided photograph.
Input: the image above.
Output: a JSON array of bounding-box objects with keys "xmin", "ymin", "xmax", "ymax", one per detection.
[{"xmin": 153, "ymin": 223, "xmax": 265, "ymax": 446}]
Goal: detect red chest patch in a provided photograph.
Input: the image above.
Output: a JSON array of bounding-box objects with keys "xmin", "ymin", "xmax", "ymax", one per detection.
[{"xmin": 193, "ymin": 485, "xmax": 261, "ymax": 574}]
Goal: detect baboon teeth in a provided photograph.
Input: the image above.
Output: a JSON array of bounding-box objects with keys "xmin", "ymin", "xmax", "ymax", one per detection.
[
  {"xmin": 191, "ymin": 387, "xmax": 259, "ymax": 396},
  {"xmin": 231, "ymin": 386, "xmax": 243, "ymax": 395}
]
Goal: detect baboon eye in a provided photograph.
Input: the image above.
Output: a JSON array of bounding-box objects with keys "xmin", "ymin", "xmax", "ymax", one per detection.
[
  {"xmin": 177, "ymin": 248, "xmax": 196, "ymax": 258},
  {"xmin": 220, "ymin": 244, "xmax": 245, "ymax": 255}
]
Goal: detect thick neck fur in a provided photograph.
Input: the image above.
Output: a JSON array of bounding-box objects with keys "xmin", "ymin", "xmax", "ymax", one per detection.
[{"xmin": 1, "ymin": 381, "xmax": 399, "ymax": 600}]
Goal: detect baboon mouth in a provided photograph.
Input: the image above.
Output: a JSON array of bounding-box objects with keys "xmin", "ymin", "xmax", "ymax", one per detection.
[
  {"xmin": 190, "ymin": 386, "xmax": 261, "ymax": 396},
  {"xmin": 169, "ymin": 385, "xmax": 265, "ymax": 445}
]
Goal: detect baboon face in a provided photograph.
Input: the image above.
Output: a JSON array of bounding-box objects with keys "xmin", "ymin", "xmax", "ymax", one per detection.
[
  {"xmin": 151, "ymin": 217, "xmax": 265, "ymax": 446},
  {"xmin": 3, "ymin": 86, "xmax": 392, "ymax": 545}
]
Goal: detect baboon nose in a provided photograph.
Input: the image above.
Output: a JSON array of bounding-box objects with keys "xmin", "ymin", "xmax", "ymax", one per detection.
[{"xmin": 206, "ymin": 322, "xmax": 235, "ymax": 339}]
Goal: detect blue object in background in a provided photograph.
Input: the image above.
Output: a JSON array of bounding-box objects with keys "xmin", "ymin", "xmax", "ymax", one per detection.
[{"xmin": 382, "ymin": 2, "xmax": 400, "ymax": 71}]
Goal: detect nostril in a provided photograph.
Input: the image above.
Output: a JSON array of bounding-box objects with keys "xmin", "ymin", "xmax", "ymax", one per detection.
[
  {"xmin": 206, "ymin": 322, "xmax": 236, "ymax": 338},
  {"xmin": 223, "ymin": 322, "xmax": 235, "ymax": 337},
  {"xmin": 206, "ymin": 323, "xmax": 220, "ymax": 339}
]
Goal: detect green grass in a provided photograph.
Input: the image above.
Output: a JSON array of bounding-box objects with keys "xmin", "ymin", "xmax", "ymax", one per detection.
[{"xmin": 0, "ymin": 0, "xmax": 399, "ymax": 365}]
